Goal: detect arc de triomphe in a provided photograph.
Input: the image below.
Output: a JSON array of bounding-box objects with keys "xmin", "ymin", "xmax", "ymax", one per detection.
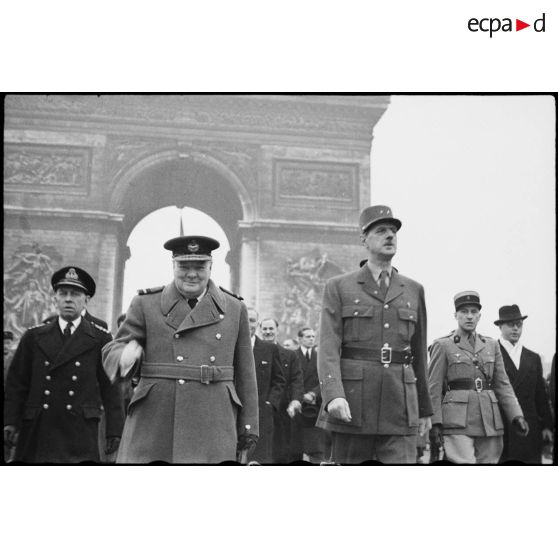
[{"xmin": 4, "ymin": 95, "xmax": 389, "ymax": 340}]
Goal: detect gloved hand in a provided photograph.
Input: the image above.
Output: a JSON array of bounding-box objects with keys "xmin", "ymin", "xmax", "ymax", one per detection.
[
  {"xmin": 326, "ymin": 397, "xmax": 351, "ymax": 422},
  {"xmin": 119, "ymin": 340, "xmax": 143, "ymax": 377},
  {"xmin": 105, "ymin": 436, "xmax": 121, "ymax": 455},
  {"xmin": 542, "ymin": 428, "xmax": 554, "ymax": 444},
  {"xmin": 512, "ymin": 416, "xmax": 529, "ymax": 437},
  {"xmin": 3, "ymin": 425, "xmax": 19, "ymax": 449},
  {"xmin": 237, "ymin": 433, "xmax": 258, "ymax": 453},
  {"xmin": 429, "ymin": 423, "xmax": 444, "ymax": 461}
]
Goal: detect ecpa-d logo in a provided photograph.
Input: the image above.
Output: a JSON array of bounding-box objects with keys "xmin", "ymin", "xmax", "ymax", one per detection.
[{"xmin": 468, "ymin": 12, "xmax": 546, "ymax": 37}]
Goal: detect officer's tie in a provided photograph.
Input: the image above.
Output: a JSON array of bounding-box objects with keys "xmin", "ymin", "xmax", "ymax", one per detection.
[
  {"xmin": 63, "ymin": 322, "xmax": 72, "ymax": 340},
  {"xmin": 187, "ymin": 298, "xmax": 198, "ymax": 310},
  {"xmin": 306, "ymin": 349, "xmax": 311, "ymax": 362},
  {"xmin": 378, "ymin": 270, "xmax": 389, "ymax": 300}
]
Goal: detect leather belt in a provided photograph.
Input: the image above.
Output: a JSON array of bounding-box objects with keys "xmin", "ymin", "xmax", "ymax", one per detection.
[
  {"xmin": 341, "ymin": 346, "xmax": 413, "ymax": 365},
  {"xmin": 448, "ymin": 378, "xmax": 492, "ymax": 392},
  {"xmin": 141, "ymin": 363, "xmax": 234, "ymax": 384}
]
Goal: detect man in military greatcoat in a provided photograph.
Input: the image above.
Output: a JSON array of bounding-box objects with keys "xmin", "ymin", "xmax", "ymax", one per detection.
[
  {"xmin": 317, "ymin": 205, "xmax": 433, "ymax": 464},
  {"xmin": 495, "ymin": 305, "xmax": 553, "ymax": 463},
  {"xmin": 102, "ymin": 236, "xmax": 259, "ymax": 464},
  {"xmin": 428, "ymin": 292, "xmax": 529, "ymax": 464},
  {"xmin": 4, "ymin": 266, "xmax": 124, "ymax": 463}
]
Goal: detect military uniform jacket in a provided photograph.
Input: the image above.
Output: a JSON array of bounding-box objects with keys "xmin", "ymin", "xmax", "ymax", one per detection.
[
  {"xmin": 316, "ymin": 266, "xmax": 433, "ymax": 435},
  {"xmin": 428, "ymin": 333, "xmax": 523, "ymax": 437},
  {"xmin": 4, "ymin": 319, "xmax": 124, "ymax": 463},
  {"xmin": 102, "ymin": 280, "xmax": 259, "ymax": 464},
  {"xmin": 499, "ymin": 343, "xmax": 553, "ymax": 463}
]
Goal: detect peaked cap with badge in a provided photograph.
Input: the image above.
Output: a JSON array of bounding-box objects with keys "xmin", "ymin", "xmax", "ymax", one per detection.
[
  {"xmin": 164, "ymin": 235, "xmax": 220, "ymax": 262},
  {"xmin": 359, "ymin": 205, "xmax": 402, "ymax": 234},
  {"xmin": 51, "ymin": 266, "xmax": 96, "ymax": 297},
  {"xmin": 453, "ymin": 290, "xmax": 482, "ymax": 311}
]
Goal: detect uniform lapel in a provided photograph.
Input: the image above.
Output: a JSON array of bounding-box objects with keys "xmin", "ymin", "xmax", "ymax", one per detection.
[
  {"xmin": 176, "ymin": 280, "xmax": 226, "ymax": 334},
  {"xmin": 499, "ymin": 341, "xmax": 519, "ymax": 386},
  {"xmin": 35, "ymin": 320, "xmax": 64, "ymax": 362},
  {"xmin": 356, "ymin": 265, "xmax": 385, "ymax": 303},
  {"xmin": 161, "ymin": 282, "xmax": 187, "ymax": 330},
  {"xmin": 49, "ymin": 319, "xmax": 98, "ymax": 372},
  {"xmin": 513, "ymin": 346, "xmax": 529, "ymax": 389}
]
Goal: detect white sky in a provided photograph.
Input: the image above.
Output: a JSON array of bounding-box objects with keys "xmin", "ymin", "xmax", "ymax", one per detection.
[{"xmin": 124, "ymin": 95, "xmax": 556, "ymax": 365}]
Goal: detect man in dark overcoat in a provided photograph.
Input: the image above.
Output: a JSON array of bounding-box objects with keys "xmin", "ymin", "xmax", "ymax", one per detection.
[
  {"xmin": 102, "ymin": 236, "xmax": 259, "ymax": 464},
  {"xmin": 259, "ymin": 317, "xmax": 304, "ymax": 463},
  {"xmin": 247, "ymin": 310, "xmax": 286, "ymax": 463},
  {"xmin": 4, "ymin": 266, "xmax": 124, "ymax": 463},
  {"xmin": 317, "ymin": 205, "xmax": 433, "ymax": 464},
  {"xmin": 495, "ymin": 305, "xmax": 554, "ymax": 463},
  {"xmin": 429, "ymin": 292, "xmax": 529, "ymax": 464}
]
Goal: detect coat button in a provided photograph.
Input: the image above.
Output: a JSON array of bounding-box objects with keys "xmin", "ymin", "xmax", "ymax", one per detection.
[
  {"xmin": 354, "ymin": 299, "xmax": 360, "ymax": 304},
  {"xmin": 176, "ymin": 356, "xmax": 184, "ymax": 362},
  {"xmin": 44, "ymin": 390, "xmax": 51, "ymax": 396},
  {"xmin": 45, "ymin": 375, "xmax": 51, "ymax": 381},
  {"xmin": 383, "ymin": 364, "xmax": 389, "ymax": 368},
  {"xmin": 353, "ymin": 311, "xmax": 359, "ymax": 316},
  {"xmin": 374, "ymin": 290, "xmax": 378, "ymax": 295},
  {"xmin": 384, "ymin": 304, "xmax": 389, "ymax": 309},
  {"xmin": 178, "ymin": 379, "xmax": 185, "ymax": 385},
  {"xmin": 210, "ymin": 356, "xmax": 216, "ymax": 363},
  {"xmin": 66, "ymin": 404, "xmax": 72, "ymax": 410},
  {"xmin": 384, "ymin": 323, "xmax": 390, "ymax": 329},
  {"xmin": 44, "ymin": 360, "xmax": 50, "ymax": 366},
  {"xmin": 216, "ymin": 333, "xmax": 222, "ymax": 340},
  {"xmin": 71, "ymin": 375, "xmax": 77, "ymax": 381},
  {"xmin": 174, "ymin": 334, "xmax": 179, "ymax": 339},
  {"xmin": 219, "ymin": 314, "xmax": 224, "ymax": 319},
  {"xmin": 75, "ymin": 361, "xmax": 80, "ymax": 367},
  {"xmin": 43, "ymin": 403, "xmax": 49, "ymax": 410},
  {"xmin": 68, "ymin": 390, "xmax": 75, "ymax": 396},
  {"xmin": 383, "ymin": 343, "xmax": 389, "ymax": 347}
]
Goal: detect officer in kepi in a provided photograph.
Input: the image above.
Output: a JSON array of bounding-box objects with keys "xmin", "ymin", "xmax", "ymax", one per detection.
[
  {"xmin": 428, "ymin": 291, "xmax": 529, "ymax": 464},
  {"xmin": 102, "ymin": 235, "xmax": 259, "ymax": 464},
  {"xmin": 4, "ymin": 266, "xmax": 124, "ymax": 463},
  {"xmin": 316, "ymin": 205, "xmax": 433, "ymax": 464}
]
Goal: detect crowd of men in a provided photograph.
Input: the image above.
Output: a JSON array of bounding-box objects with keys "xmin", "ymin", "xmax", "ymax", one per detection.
[{"xmin": 3, "ymin": 205, "xmax": 555, "ymax": 464}]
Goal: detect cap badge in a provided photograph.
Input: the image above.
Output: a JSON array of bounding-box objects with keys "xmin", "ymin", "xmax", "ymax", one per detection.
[
  {"xmin": 66, "ymin": 268, "xmax": 79, "ymax": 280},
  {"xmin": 187, "ymin": 241, "xmax": 199, "ymax": 253}
]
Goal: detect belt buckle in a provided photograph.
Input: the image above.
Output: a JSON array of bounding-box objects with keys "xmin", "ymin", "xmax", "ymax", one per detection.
[
  {"xmin": 381, "ymin": 347, "xmax": 392, "ymax": 364},
  {"xmin": 200, "ymin": 365, "xmax": 211, "ymax": 385},
  {"xmin": 474, "ymin": 378, "xmax": 483, "ymax": 392}
]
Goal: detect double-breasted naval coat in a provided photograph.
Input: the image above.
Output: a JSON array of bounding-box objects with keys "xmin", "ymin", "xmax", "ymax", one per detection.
[
  {"xmin": 102, "ymin": 280, "xmax": 259, "ymax": 464},
  {"xmin": 4, "ymin": 319, "xmax": 124, "ymax": 463},
  {"xmin": 316, "ymin": 266, "xmax": 433, "ymax": 435},
  {"xmin": 428, "ymin": 333, "xmax": 523, "ymax": 436}
]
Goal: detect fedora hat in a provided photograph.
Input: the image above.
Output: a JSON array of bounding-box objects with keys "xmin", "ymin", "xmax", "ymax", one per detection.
[{"xmin": 494, "ymin": 305, "xmax": 528, "ymax": 326}]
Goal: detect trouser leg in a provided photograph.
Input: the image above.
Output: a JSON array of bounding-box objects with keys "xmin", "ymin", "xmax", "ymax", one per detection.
[
  {"xmin": 375, "ymin": 435, "xmax": 417, "ymax": 464},
  {"xmin": 443, "ymin": 434, "xmax": 476, "ymax": 463},
  {"xmin": 475, "ymin": 436, "xmax": 504, "ymax": 464}
]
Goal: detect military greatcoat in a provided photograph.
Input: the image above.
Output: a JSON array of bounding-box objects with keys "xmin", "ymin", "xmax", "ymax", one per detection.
[
  {"xmin": 102, "ymin": 280, "xmax": 259, "ymax": 464},
  {"xmin": 4, "ymin": 319, "xmax": 124, "ymax": 463},
  {"xmin": 428, "ymin": 333, "xmax": 523, "ymax": 436},
  {"xmin": 317, "ymin": 266, "xmax": 433, "ymax": 435}
]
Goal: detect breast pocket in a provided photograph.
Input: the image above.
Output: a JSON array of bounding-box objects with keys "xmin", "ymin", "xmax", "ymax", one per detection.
[
  {"xmin": 342, "ymin": 305, "xmax": 374, "ymax": 342},
  {"xmin": 398, "ymin": 308, "xmax": 417, "ymax": 341}
]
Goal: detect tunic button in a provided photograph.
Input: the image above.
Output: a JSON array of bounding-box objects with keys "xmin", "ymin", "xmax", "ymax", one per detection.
[
  {"xmin": 176, "ymin": 356, "xmax": 184, "ymax": 362},
  {"xmin": 178, "ymin": 379, "xmax": 185, "ymax": 385},
  {"xmin": 174, "ymin": 334, "xmax": 179, "ymax": 339},
  {"xmin": 383, "ymin": 364, "xmax": 389, "ymax": 368},
  {"xmin": 43, "ymin": 403, "xmax": 49, "ymax": 410},
  {"xmin": 44, "ymin": 390, "xmax": 50, "ymax": 396},
  {"xmin": 374, "ymin": 291, "xmax": 378, "ymax": 295},
  {"xmin": 71, "ymin": 375, "xmax": 77, "ymax": 381},
  {"xmin": 44, "ymin": 360, "xmax": 50, "ymax": 366},
  {"xmin": 210, "ymin": 356, "xmax": 216, "ymax": 363},
  {"xmin": 66, "ymin": 404, "xmax": 72, "ymax": 410},
  {"xmin": 383, "ymin": 343, "xmax": 389, "ymax": 347},
  {"xmin": 384, "ymin": 323, "xmax": 390, "ymax": 329},
  {"xmin": 75, "ymin": 361, "xmax": 80, "ymax": 367},
  {"xmin": 46, "ymin": 375, "xmax": 51, "ymax": 381},
  {"xmin": 219, "ymin": 314, "xmax": 224, "ymax": 319},
  {"xmin": 353, "ymin": 311, "xmax": 359, "ymax": 316},
  {"xmin": 216, "ymin": 333, "xmax": 222, "ymax": 340},
  {"xmin": 354, "ymin": 299, "xmax": 360, "ymax": 304},
  {"xmin": 68, "ymin": 390, "xmax": 75, "ymax": 396},
  {"xmin": 384, "ymin": 304, "xmax": 389, "ymax": 309}
]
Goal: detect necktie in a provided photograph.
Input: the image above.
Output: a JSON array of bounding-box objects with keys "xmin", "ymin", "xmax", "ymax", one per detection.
[
  {"xmin": 187, "ymin": 298, "xmax": 198, "ymax": 310},
  {"xmin": 63, "ymin": 322, "xmax": 72, "ymax": 339},
  {"xmin": 378, "ymin": 270, "xmax": 388, "ymax": 299},
  {"xmin": 469, "ymin": 334, "xmax": 476, "ymax": 350},
  {"xmin": 306, "ymin": 349, "xmax": 311, "ymax": 362}
]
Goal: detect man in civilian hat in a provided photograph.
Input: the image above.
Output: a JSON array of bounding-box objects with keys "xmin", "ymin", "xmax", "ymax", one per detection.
[
  {"xmin": 317, "ymin": 205, "xmax": 433, "ymax": 464},
  {"xmin": 495, "ymin": 305, "xmax": 553, "ymax": 463},
  {"xmin": 102, "ymin": 236, "xmax": 259, "ymax": 463},
  {"xmin": 4, "ymin": 266, "xmax": 124, "ymax": 463},
  {"xmin": 428, "ymin": 292, "xmax": 529, "ymax": 464}
]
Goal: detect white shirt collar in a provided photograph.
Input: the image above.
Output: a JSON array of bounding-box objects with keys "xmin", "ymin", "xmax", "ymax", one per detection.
[
  {"xmin": 366, "ymin": 261, "xmax": 392, "ymax": 283},
  {"xmin": 58, "ymin": 315, "xmax": 82, "ymax": 335},
  {"xmin": 251, "ymin": 335, "xmax": 256, "ymax": 349},
  {"xmin": 500, "ymin": 337, "xmax": 523, "ymax": 368}
]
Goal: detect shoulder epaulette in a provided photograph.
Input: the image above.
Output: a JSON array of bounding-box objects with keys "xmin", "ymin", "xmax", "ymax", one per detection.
[
  {"xmin": 219, "ymin": 286, "xmax": 243, "ymax": 301},
  {"xmin": 138, "ymin": 286, "xmax": 165, "ymax": 295},
  {"xmin": 93, "ymin": 322, "xmax": 111, "ymax": 334},
  {"xmin": 28, "ymin": 323, "xmax": 48, "ymax": 330},
  {"xmin": 479, "ymin": 334, "xmax": 490, "ymax": 343}
]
